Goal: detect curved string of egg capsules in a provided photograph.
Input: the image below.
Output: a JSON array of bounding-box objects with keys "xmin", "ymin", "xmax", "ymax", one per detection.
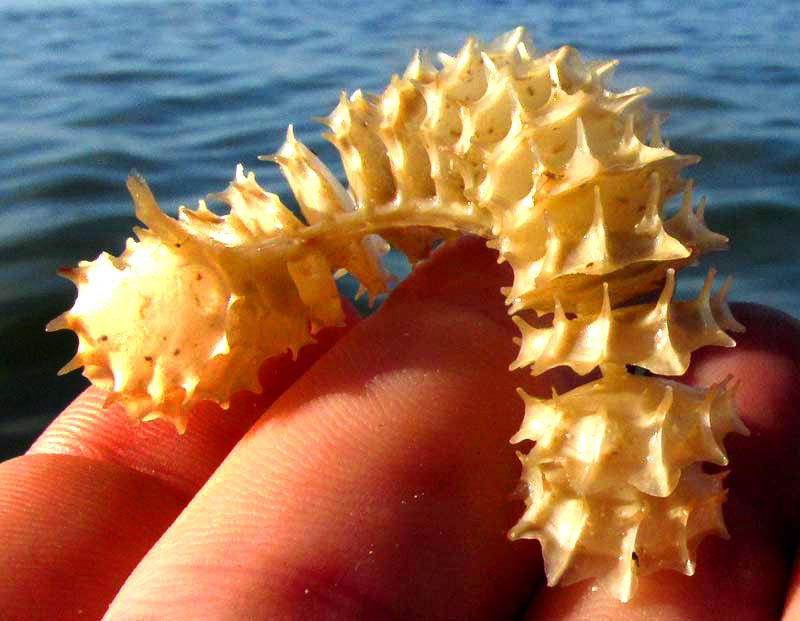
[{"xmin": 49, "ymin": 28, "xmax": 747, "ymax": 601}]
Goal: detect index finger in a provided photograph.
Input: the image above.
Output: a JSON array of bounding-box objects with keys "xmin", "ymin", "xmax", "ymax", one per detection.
[
  {"xmin": 28, "ymin": 300, "xmax": 358, "ymax": 498},
  {"xmin": 0, "ymin": 300, "xmax": 356, "ymax": 621}
]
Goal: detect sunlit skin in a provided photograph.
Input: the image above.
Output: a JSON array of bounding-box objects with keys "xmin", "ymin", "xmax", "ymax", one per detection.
[{"xmin": 1, "ymin": 237, "xmax": 799, "ymax": 620}]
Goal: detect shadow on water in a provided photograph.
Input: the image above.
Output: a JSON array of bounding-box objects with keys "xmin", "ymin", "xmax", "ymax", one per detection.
[
  {"xmin": 709, "ymin": 203, "xmax": 800, "ymax": 268},
  {"xmin": 0, "ymin": 216, "xmax": 138, "ymax": 460},
  {"xmin": 671, "ymin": 202, "xmax": 800, "ymax": 324},
  {"xmin": 1, "ymin": 293, "xmax": 89, "ymax": 460}
]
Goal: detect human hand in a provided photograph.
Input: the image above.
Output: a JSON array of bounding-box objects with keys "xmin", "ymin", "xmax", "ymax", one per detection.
[{"xmin": 2, "ymin": 237, "xmax": 799, "ymax": 620}]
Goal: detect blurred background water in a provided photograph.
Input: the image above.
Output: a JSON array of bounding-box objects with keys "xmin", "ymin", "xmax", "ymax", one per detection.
[{"xmin": 2, "ymin": 0, "xmax": 799, "ymax": 459}]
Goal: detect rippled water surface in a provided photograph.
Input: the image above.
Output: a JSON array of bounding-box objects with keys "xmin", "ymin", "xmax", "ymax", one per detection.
[{"xmin": 2, "ymin": 0, "xmax": 799, "ymax": 457}]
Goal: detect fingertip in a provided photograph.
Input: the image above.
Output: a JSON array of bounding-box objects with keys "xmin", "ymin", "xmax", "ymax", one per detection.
[
  {"xmin": 684, "ymin": 302, "xmax": 800, "ymax": 527},
  {"xmin": 29, "ymin": 308, "xmax": 359, "ymax": 498},
  {"xmin": 384, "ymin": 235, "xmax": 513, "ymax": 327},
  {"xmin": 687, "ymin": 302, "xmax": 800, "ymax": 415},
  {"xmin": 0, "ymin": 453, "xmax": 185, "ymax": 620}
]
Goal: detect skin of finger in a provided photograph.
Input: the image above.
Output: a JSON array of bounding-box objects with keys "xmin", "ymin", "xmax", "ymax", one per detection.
[
  {"xmin": 521, "ymin": 303, "xmax": 800, "ymax": 621},
  {"xmin": 0, "ymin": 302, "xmax": 355, "ymax": 618},
  {"xmin": 103, "ymin": 238, "xmax": 569, "ymax": 620},
  {"xmin": 785, "ymin": 555, "xmax": 800, "ymax": 620},
  {"xmin": 27, "ymin": 302, "xmax": 358, "ymax": 499},
  {"xmin": 0, "ymin": 453, "xmax": 186, "ymax": 620}
]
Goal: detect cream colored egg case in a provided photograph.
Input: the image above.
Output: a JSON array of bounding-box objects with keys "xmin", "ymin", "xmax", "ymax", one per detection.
[{"xmin": 49, "ymin": 28, "xmax": 748, "ymax": 601}]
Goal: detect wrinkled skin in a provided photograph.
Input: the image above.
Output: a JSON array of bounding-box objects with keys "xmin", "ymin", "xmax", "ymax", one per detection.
[{"xmin": 2, "ymin": 237, "xmax": 799, "ymax": 620}]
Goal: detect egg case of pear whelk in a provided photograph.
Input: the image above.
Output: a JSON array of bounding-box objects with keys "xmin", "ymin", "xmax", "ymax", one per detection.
[{"xmin": 48, "ymin": 27, "xmax": 747, "ymax": 600}]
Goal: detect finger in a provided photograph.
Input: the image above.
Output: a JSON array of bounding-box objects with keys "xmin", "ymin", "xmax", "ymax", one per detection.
[
  {"xmin": 0, "ymin": 453, "xmax": 186, "ymax": 620},
  {"xmin": 104, "ymin": 237, "xmax": 580, "ymax": 620},
  {"xmin": 785, "ymin": 556, "xmax": 800, "ymax": 620},
  {"xmin": 28, "ymin": 301, "xmax": 358, "ymax": 498},
  {"xmin": 686, "ymin": 304, "xmax": 800, "ymax": 528},
  {"xmin": 523, "ymin": 303, "xmax": 800, "ymax": 620},
  {"xmin": 0, "ymin": 301, "xmax": 356, "ymax": 619}
]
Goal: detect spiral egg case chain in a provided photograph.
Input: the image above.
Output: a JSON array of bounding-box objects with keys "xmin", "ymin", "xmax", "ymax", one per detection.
[{"xmin": 49, "ymin": 28, "xmax": 748, "ymax": 601}]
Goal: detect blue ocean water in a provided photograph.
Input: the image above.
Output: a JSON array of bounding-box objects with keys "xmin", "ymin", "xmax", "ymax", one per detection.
[{"xmin": 1, "ymin": 0, "xmax": 799, "ymax": 458}]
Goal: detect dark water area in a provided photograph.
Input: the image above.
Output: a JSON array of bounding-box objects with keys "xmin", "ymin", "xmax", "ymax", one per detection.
[{"xmin": 2, "ymin": 0, "xmax": 799, "ymax": 459}]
